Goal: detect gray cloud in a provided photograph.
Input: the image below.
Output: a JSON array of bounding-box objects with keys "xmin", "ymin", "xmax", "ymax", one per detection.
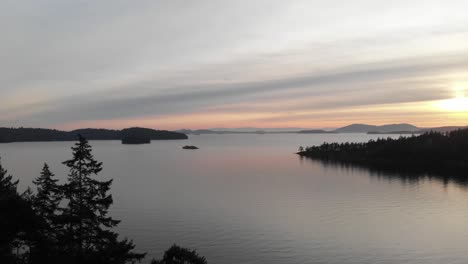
[
  {"xmin": 1, "ymin": 0, "xmax": 468, "ymax": 128},
  {"xmin": 6, "ymin": 52, "xmax": 467, "ymax": 127}
]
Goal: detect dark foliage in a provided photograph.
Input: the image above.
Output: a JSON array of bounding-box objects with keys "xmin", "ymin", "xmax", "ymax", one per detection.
[
  {"xmin": 0, "ymin": 137, "xmax": 145, "ymax": 264},
  {"xmin": 60, "ymin": 135, "xmax": 145, "ymax": 264},
  {"xmin": 122, "ymin": 137, "xmax": 151, "ymax": 144},
  {"xmin": 151, "ymin": 244, "xmax": 207, "ymax": 264},
  {"xmin": 0, "ymin": 127, "xmax": 187, "ymax": 143},
  {"xmin": 0, "ymin": 159, "xmax": 21, "ymax": 262},
  {"xmin": 121, "ymin": 128, "xmax": 187, "ymax": 140},
  {"xmin": 0, "ymin": 136, "xmax": 206, "ymax": 264},
  {"xmin": 298, "ymin": 128, "xmax": 468, "ymax": 174},
  {"xmin": 0, "ymin": 159, "xmax": 18, "ymax": 193},
  {"xmin": 32, "ymin": 164, "xmax": 62, "ymax": 231},
  {"xmin": 0, "ymin": 159, "xmax": 43, "ymax": 264},
  {"xmin": 71, "ymin": 128, "xmax": 122, "ymax": 140}
]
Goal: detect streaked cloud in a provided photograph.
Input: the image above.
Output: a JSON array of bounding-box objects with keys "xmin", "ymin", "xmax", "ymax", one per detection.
[{"xmin": 1, "ymin": 0, "xmax": 467, "ymax": 129}]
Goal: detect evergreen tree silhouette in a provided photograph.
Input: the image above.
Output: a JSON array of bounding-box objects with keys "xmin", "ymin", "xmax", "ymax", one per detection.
[
  {"xmin": 151, "ymin": 244, "xmax": 207, "ymax": 264},
  {"xmin": 0, "ymin": 158, "xmax": 18, "ymax": 261},
  {"xmin": 0, "ymin": 158, "xmax": 18, "ymax": 195},
  {"xmin": 0, "ymin": 158, "xmax": 39, "ymax": 264},
  {"xmin": 31, "ymin": 163, "xmax": 63, "ymax": 263},
  {"xmin": 60, "ymin": 135, "xmax": 144, "ymax": 263},
  {"xmin": 33, "ymin": 163, "xmax": 62, "ymax": 232}
]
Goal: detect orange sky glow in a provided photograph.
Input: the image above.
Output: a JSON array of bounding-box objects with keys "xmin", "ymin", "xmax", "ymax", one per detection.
[{"xmin": 1, "ymin": 1, "xmax": 468, "ymax": 130}]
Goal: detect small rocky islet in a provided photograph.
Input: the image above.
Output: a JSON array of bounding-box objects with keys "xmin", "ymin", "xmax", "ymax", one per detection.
[{"xmin": 182, "ymin": 145, "xmax": 199, "ymax": 150}]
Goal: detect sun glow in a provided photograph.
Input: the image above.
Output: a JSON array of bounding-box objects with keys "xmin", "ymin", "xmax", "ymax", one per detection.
[
  {"xmin": 436, "ymin": 84, "xmax": 468, "ymax": 112},
  {"xmin": 438, "ymin": 97, "xmax": 468, "ymax": 111}
]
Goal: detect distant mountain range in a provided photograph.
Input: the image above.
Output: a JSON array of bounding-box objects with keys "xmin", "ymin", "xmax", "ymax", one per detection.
[
  {"xmin": 334, "ymin": 123, "xmax": 420, "ymax": 133},
  {"xmin": 208, "ymin": 127, "xmax": 308, "ymax": 133},
  {"xmin": 1, "ymin": 124, "xmax": 466, "ymax": 143},
  {"xmin": 297, "ymin": 130, "xmax": 337, "ymax": 134},
  {"xmin": 0, "ymin": 127, "xmax": 187, "ymax": 143},
  {"xmin": 179, "ymin": 123, "xmax": 467, "ymax": 135},
  {"xmin": 177, "ymin": 129, "xmax": 299, "ymax": 134},
  {"xmin": 177, "ymin": 127, "xmax": 307, "ymax": 134}
]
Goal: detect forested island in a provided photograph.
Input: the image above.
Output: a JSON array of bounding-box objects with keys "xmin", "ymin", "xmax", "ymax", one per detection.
[
  {"xmin": 122, "ymin": 136, "xmax": 151, "ymax": 144},
  {"xmin": 297, "ymin": 128, "xmax": 468, "ymax": 174},
  {"xmin": 0, "ymin": 127, "xmax": 188, "ymax": 143}
]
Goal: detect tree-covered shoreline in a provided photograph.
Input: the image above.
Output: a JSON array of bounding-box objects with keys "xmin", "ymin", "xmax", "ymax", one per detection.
[
  {"xmin": 297, "ymin": 128, "xmax": 468, "ymax": 175},
  {"xmin": 0, "ymin": 127, "xmax": 188, "ymax": 143}
]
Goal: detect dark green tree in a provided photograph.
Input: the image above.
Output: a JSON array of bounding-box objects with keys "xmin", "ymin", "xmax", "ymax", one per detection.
[
  {"xmin": 0, "ymin": 158, "xmax": 19, "ymax": 262},
  {"xmin": 0, "ymin": 157, "xmax": 18, "ymax": 195},
  {"xmin": 0, "ymin": 158, "xmax": 40, "ymax": 264},
  {"xmin": 28, "ymin": 163, "xmax": 64, "ymax": 263},
  {"xmin": 61, "ymin": 135, "xmax": 144, "ymax": 263},
  {"xmin": 151, "ymin": 244, "xmax": 207, "ymax": 264},
  {"xmin": 33, "ymin": 163, "xmax": 62, "ymax": 230}
]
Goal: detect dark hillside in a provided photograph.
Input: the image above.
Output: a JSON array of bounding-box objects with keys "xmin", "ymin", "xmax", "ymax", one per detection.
[{"xmin": 0, "ymin": 127, "xmax": 187, "ymax": 143}]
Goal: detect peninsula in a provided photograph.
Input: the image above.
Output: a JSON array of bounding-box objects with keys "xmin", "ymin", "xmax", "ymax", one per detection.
[{"xmin": 297, "ymin": 128, "xmax": 468, "ymax": 174}]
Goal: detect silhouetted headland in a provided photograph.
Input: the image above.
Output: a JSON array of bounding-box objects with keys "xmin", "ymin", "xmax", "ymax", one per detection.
[
  {"xmin": 297, "ymin": 128, "xmax": 468, "ymax": 175},
  {"xmin": 0, "ymin": 127, "xmax": 188, "ymax": 143}
]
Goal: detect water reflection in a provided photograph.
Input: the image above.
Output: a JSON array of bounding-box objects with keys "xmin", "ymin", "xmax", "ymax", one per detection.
[
  {"xmin": 3, "ymin": 135, "xmax": 468, "ymax": 264},
  {"xmin": 299, "ymin": 155, "xmax": 468, "ymax": 189}
]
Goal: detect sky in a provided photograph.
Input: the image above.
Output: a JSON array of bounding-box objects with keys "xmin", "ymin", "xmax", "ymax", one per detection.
[{"xmin": 1, "ymin": 0, "xmax": 468, "ymax": 130}]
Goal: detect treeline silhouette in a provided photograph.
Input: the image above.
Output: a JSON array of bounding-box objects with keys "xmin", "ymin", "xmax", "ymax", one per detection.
[
  {"xmin": 0, "ymin": 127, "xmax": 188, "ymax": 143},
  {"xmin": 298, "ymin": 128, "xmax": 468, "ymax": 174},
  {"xmin": 0, "ymin": 136, "xmax": 206, "ymax": 264}
]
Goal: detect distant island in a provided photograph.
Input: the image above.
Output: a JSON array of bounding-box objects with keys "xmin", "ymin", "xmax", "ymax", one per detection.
[
  {"xmin": 178, "ymin": 128, "xmax": 335, "ymax": 134},
  {"xmin": 0, "ymin": 127, "xmax": 188, "ymax": 143},
  {"xmin": 182, "ymin": 145, "xmax": 199, "ymax": 149},
  {"xmin": 298, "ymin": 130, "xmax": 337, "ymax": 134},
  {"xmin": 335, "ymin": 124, "xmax": 467, "ymax": 134},
  {"xmin": 367, "ymin": 131, "xmax": 420, "ymax": 135},
  {"xmin": 334, "ymin": 123, "xmax": 420, "ymax": 133},
  {"xmin": 297, "ymin": 128, "xmax": 468, "ymax": 174},
  {"xmin": 2, "ymin": 124, "xmax": 467, "ymax": 143},
  {"xmin": 178, "ymin": 124, "xmax": 467, "ymax": 135},
  {"xmin": 178, "ymin": 129, "xmax": 272, "ymax": 135}
]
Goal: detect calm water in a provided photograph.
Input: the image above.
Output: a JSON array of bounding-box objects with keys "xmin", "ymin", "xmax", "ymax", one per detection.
[{"xmin": 1, "ymin": 134, "xmax": 468, "ymax": 264}]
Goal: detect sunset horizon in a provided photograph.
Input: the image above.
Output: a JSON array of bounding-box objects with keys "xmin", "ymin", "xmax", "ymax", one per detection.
[
  {"xmin": 2, "ymin": 1, "xmax": 468, "ymax": 264},
  {"xmin": 2, "ymin": 1, "xmax": 467, "ymax": 130}
]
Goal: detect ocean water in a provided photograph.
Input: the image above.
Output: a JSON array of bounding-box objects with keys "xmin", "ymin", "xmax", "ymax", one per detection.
[{"xmin": 1, "ymin": 134, "xmax": 467, "ymax": 264}]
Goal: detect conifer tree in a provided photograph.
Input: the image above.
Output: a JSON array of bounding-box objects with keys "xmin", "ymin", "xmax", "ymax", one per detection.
[
  {"xmin": 0, "ymin": 158, "xmax": 38, "ymax": 263},
  {"xmin": 0, "ymin": 157, "xmax": 18, "ymax": 196},
  {"xmin": 61, "ymin": 135, "xmax": 144, "ymax": 263},
  {"xmin": 0, "ymin": 158, "xmax": 18, "ymax": 261},
  {"xmin": 33, "ymin": 163, "xmax": 62, "ymax": 233},
  {"xmin": 151, "ymin": 244, "xmax": 207, "ymax": 264}
]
